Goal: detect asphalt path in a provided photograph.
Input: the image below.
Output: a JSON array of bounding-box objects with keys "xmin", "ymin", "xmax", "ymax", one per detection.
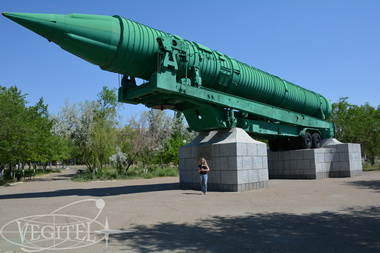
[{"xmin": 0, "ymin": 168, "xmax": 379, "ymax": 252}]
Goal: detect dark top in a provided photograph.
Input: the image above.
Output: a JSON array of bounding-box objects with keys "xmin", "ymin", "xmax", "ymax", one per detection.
[{"xmin": 199, "ymin": 165, "xmax": 208, "ymax": 175}]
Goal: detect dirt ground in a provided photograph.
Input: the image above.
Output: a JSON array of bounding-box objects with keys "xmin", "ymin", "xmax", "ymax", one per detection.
[{"xmin": 0, "ymin": 168, "xmax": 379, "ymax": 252}]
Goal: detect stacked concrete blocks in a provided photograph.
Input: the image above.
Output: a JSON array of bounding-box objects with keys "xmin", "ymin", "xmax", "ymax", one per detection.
[
  {"xmin": 268, "ymin": 139, "xmax": 363, "ymax": 179},
  {"xmin": 179, "ymin": 128, "xmax": 268, "ymax": 192}
]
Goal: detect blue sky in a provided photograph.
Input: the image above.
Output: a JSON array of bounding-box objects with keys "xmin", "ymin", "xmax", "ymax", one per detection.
[{"xmin": 1, "ymin": 0, "xmax": 379, "ymax": 123}]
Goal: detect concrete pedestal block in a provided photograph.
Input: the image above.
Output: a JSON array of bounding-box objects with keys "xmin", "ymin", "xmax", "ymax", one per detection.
[
  {"xmin": 179, "ymin": 128, "xmax": 268, "ymax": 192},
  {"xmin": 268, "ymin": 139, "xmax": 363, "ymax": 179}
]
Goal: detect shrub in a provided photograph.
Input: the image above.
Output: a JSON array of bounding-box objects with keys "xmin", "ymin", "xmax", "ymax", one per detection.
[{"xmin": 70, "ymin": 165, "xmax": 179, "ymax": 182}]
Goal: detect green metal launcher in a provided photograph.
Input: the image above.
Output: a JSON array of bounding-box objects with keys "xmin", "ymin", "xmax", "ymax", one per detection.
[{"xmin": 3, "ymin": 12, "xmax": 335, "ymax": 151}]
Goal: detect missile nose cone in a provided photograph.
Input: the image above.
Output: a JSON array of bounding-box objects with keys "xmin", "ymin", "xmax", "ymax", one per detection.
[
  {"xmin": 3, "ymin": 12, "xmax": 61, "ymax": 42},
  {"xmin": 3, "ymin": 12, "xmax": 122, "ymax": 67}
]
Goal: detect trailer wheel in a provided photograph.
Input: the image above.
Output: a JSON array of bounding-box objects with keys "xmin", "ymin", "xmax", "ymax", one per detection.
[
  {"xmin": 300, "ymin": 132, "xmax": 312, "ymax": 149},
  {"xmin": 312, "ymin": 133, "xmax": 322, "ymax": 148}
]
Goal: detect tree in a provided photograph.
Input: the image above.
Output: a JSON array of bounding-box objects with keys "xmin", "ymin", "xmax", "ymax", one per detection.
[
  {"xmin": 0, "ymin": 86, "xmax": 71, "ymax": 177},
  {"xmin": 116, "ymin": 109, "xmax": 185, "ymax": 171},
  {"xmin": 53, "ymin": 86, "xmax": 119, "ymax": 171},
  {"xmin": 52, "ymin": 101, "xmax": 83, "ymax": 163},
  {"xmin": 109, "ymin": 146, "xmax": 127, "ymax": 174},
  {"xmin": 27, "ymin": 98, "xmax": 56, "ymax": 168},
  {"xmin": 90, "ymin": 87, "xmax": 119, "ymax": 169},
  {"xmin": 330, "ymin": 97, "xmax": 380, "ymax": 165},
  {"xmin": 0, "ymin": 86, "xmax": 29, "ymax": 175},
  {"xmin": 352, "ymin": 103, "xmax": 380, "ymax": 164},
  {"xmin": 116, "ymin": 124, "xmax": 144, "ymax": 172},
  {"xmin": 162, "ymin": 112, "xmax": 195, "ymax": 166},
  {"xmin": 139, "ymin": 109, "xmax": 172, "ymax": 167}
]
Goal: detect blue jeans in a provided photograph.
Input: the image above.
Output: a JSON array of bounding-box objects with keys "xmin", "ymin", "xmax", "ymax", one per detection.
[{"xmin": 199, "ymin": 174, "xmax": 208, "ymax": 193}]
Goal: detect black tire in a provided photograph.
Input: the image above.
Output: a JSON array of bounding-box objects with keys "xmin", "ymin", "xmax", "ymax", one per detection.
[
  {"xmin": 312, "ymin": 133, "xmax": 322, "ymax": 148},
  {"xmin": 300, "ymin": 132, "xmax": 312, "ymax": 149}
]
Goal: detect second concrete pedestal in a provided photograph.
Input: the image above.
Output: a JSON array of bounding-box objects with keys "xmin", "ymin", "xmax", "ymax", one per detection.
[
  {"xmin": 268, "ymin": 139, "xmax": 363, "ymax": 179},
  {"xmin": 179, "ymin": 128, "xmax": 268, "ymax": 192}
]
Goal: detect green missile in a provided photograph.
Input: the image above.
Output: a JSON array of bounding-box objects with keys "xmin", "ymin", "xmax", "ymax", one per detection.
[{"xmin": 3, "ymin": 12, "xmax": 332, "ymax": 120}]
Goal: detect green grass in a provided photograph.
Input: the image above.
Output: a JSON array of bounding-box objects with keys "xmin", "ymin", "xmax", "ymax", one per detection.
[
  {"xmin": 0, "ymin": 179, "xmax": 10, "ymax": 186},
  {"xmin": 34, "ymin": 168, "xmax": 62, "ymax": 175},
  {"xmin": 362, "ymin": 162, "xmax": 380, "ymax": 171},
  {"xmin": 71, "ymin": 166, "xmax": 179, "ymax": 182}
]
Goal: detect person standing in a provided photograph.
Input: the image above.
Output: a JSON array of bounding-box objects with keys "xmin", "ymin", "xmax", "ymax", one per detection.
[{"xmin": 198, "ymin": 157, "xmax": 210, "ymax": 195}]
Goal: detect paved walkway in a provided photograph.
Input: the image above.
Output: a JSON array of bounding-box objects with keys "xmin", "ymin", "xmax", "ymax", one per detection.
[{"xmin": 0, "ymin": 168, "xmax": 379, "ymax": 252}]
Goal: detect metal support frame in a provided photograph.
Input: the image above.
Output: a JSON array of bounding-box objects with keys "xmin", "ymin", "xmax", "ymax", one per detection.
[{"xmin": 118, "ymin": 71, "xmax": 335, "ymax": 140}]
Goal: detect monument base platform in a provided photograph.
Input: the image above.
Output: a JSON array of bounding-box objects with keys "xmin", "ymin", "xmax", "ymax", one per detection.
[
  {"xmin": 268, "ymin": 140, "xmax": 363, "ymax": 179},
  {"xmin": 179, "ymin": 128, "xmax": 268, "ymax": 192}
]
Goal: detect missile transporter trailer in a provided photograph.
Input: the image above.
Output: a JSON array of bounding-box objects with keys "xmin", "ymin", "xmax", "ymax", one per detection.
[{"xmin": 3, "ymin": 12, "xmax": 335, "ymax": 151}]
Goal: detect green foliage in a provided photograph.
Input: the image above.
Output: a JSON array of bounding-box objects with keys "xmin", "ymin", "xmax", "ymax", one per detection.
[
  {"xmin": 362, "ymin": 161, "xmax": 380, "ymax": 171},
  {"xmin": 91, "ymin": 118, "xmax": 117, "ymax": 169},
  {"xmin": 109, "ymin": 147, "xmax": 127, "ymax": 174},
  {"xmin": 91, "ymin": 86, "xmax": 119, "ymax": 169},
  {"xmin": 5, "ymin": 83, "xmax": 380, "ymax": 186},
  {"xmin": 71, "ymin": 165, "xmax": 178, "ymax": 182},
  {"xmin": 162, "ymin": 136, "xmax": 185, "ymax": 165},
  {"xmin": 0, "ymin": 86, "xmax": 70, "ymax": 177},
  {"xmin": 0, "ymin": 179, "xmax": 9, "ymax": 186},
  {"xmin": 1, "ymin": 85, "xmax": 192, "ymax": 184},
  {"xmin": 115, "ymin": 125, "xmax": 142, "ymax": 171},
  {"xmin": 71, "ymin": 170, "xmax": 94, "ymax": 182},
  {"xmin": 163, "ymin": 112, "xmax": 196, "ymax": 165},
  {"xmin": 53, "ymin": 86, "xmax": 118, "ymax": 171},
  {"xmin": 330, "ymin": 97, "xmax": 380, "ymax": 165},
  {"xmin": 114, "ymin": 110, "xmax": 194, "ymax": 172},
  {"xmin": 0, "ymin": 86, "xmax": 30, "ymax": 165}
]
